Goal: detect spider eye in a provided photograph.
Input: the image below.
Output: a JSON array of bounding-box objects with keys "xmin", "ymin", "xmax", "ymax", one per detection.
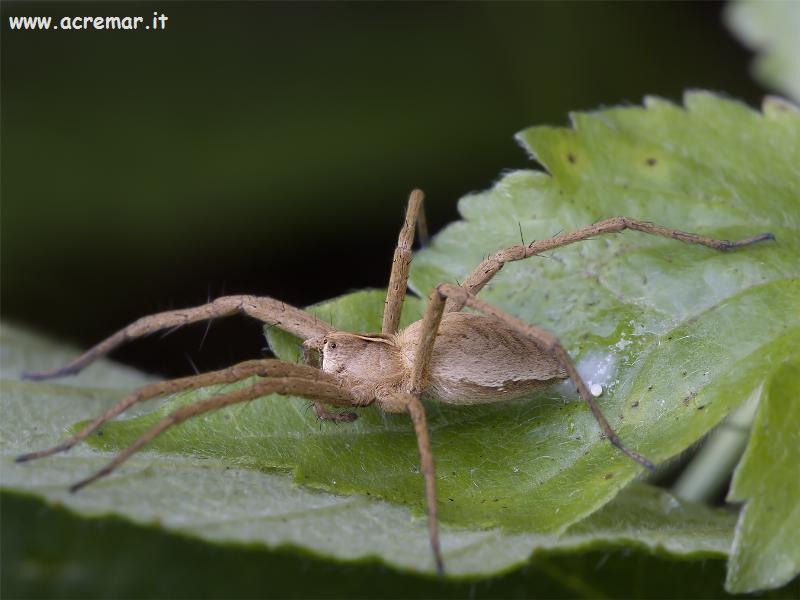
[{"xmin": 329, "ymin": 342, "xmax": 337, "ymax": 349}]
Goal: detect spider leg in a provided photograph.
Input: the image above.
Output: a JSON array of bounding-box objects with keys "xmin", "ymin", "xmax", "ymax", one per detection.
[
  {"xmin": 382, "ymin": 189, "xmax": 427, "ymax": 335},
  {"xmin": 404, "ymin": 393, "xmax": 442, "ymax": 576},
  {"xmin": 66, "ymin": 373, "xmax": 357, "ymax": 493},
  {"xmin": 417, "ymin": 283, "xmax": 657, "ymax": 472},
  {"xmin": 15, "ymin": 359, "xmax": 325, "ymax": 463},
  {"xmin": 312, "ymin": 401, "xmax": 357, "ymax": 422},
  {"xmin": 377, "ymin": 390, "xmax": 443, "ymax": 576},
  {"xmin": 23, "ymin": 295, "xmax": 335, "ymax": 380},
  {"xmin": 446, "ymin": 216, "xmax": 775, "ymax": 312}
]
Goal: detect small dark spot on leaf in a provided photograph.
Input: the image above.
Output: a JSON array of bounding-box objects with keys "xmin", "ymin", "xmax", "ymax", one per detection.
[
  {"xmin": 448, "ymin": 498, "xmax": 454, "ymax": 502},
  {"xmin": 683, "ymin": 391, "xmax": 697, "ymax": 405},
  {"xmin": 604, "ymin": 473, "xmax": 614, "ymax": 480},
  {"xmin": 493, "ymin": 498, "xmax": 499, "ymax": 502},
  {"xmin": 682, "ymin": 371, "xmax": 687, "ymax": 377},
  {"xmin": 647, "ymin": 385, "xmax": 654, "ymax": 391},
  {"xmin": 646, "ymin": 157, "xmax": 658, "ymax": 166},
  {"xmin": 567, "ymin": 153, "xmax": 576, "ymax": 164},
  {"xmin": 697, "ymin": 405, "xmax": 706, "ymax": 410},
  {"xmin": 631, "ymin": 400, "xmax": 640, "ymax": 408},
  {"xmin": 96, "ymin": 430, "xmax": 104, "ymax": 437}
]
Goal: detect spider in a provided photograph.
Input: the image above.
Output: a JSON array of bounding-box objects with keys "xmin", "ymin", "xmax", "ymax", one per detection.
[{"xmin": 17, "ymin": 189, "xmax": 774, "ymax": 575}]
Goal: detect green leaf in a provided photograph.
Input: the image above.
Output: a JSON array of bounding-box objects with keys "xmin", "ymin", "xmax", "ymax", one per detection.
[
  {"xmin": 725, "ymin": 0, "xmax": 800, "ymax": 102},
  {"xmin": 412, "ymin": 93, "xmax": 800, "ymax": 584},
  {"xmin": 409, "ymin": 91, "xmax": 799, "ymax": 585},
  {"xmin": 725, "ymin": 357, "xmax": 800, "ymax": 593},
  {"xmin": 1, "ymin": 321, "xmax": 736, "ymax": 578},
  {"xmin": 2, "ymin": 93, "xmax": 798, "ymax": 586}
]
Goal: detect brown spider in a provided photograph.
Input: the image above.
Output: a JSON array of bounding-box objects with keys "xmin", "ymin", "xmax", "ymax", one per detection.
[{"xmin": 17, "ymin": 189, "xmax": 774, "ymax": 575}]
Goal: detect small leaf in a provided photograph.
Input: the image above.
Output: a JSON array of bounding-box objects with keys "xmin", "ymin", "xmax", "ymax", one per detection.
[{"xmin": 725, "ymin": 357, "xmax": 800, "ymax": 593}]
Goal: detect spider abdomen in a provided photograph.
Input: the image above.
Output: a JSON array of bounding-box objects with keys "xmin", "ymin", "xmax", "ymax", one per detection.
[{"xmin": 398, "ymin": 312, "xmax": 567, "ymax": 405}]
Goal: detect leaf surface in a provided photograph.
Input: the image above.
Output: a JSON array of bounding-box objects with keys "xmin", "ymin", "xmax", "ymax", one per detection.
[
  {"xmin": 409, "ymin": 92, "xmax": 800, "ymax": 585},
  {"xmin": 1, "ymin": 320, "xmax": 736, "ymax": 576}
]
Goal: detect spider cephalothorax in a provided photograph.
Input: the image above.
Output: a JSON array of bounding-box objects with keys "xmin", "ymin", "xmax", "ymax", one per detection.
[
  {"xmin": 17, "ymin": 189, "xmax": 774, "ymax": 575},
  {"xmin": 319, "ymin": 331, "xmax": 406, "ymax": 407},
  {"xmin": 321, "ymin": 332, "xmax": 401, "ymax": 382}
]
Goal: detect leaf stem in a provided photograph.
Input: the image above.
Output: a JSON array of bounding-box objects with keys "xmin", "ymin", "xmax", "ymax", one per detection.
[{"xmin": 672, "ymin": 387, "xmax": 761, "ymax": 503}]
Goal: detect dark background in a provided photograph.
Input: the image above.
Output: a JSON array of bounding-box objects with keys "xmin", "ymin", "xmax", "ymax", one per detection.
[{"xmin": 2, "ymin": 1, "xmax": 763, "ymax": 380}]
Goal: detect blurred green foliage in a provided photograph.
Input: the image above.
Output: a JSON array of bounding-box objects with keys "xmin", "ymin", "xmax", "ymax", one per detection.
[
  {"xmin": 726, "ymin": 0, "xmax": 800, "ymax": 102},
  {"xmin": 5, "ymin": 492, "xmax": 799, "ymax": 600},
  {"xmin": 726, "ymin": 359, "xmax": 800, "ymax": 592}
]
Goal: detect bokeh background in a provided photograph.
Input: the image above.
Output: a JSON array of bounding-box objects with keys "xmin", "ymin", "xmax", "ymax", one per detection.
[
  {"xmin": 2, "ymin": 1, "xmax": 764, "ymax": 378},
  {"xmin": 1, "ymin": 2, "xmax": 779, "ymax": 597}
]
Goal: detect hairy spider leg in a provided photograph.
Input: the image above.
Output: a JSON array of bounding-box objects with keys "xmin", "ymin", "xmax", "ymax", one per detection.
[
  {"xmin": 61, "ymin": 374, "xmax": 358, "ymax": 492},
  {"xmin": 382, "ymin": 189, "xmax": 428, "ymax": 335},
  {"xmin": 384, "ymin": 391, "xmax": 442, "ymax": 576},
  {"xmin": 446, "ymin": 216, "xmax": 775, "ymax": 312},
  {"xmin": 23, "ymin": 296, "xmax": 334, "ymax": 380},
  {"xmin": 312, "ymin": 401, "xmax": 358, "ymax": 422},
  {"xmin": 15, "ymin": 360, "xmax": 331, "ymax": 462}
]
